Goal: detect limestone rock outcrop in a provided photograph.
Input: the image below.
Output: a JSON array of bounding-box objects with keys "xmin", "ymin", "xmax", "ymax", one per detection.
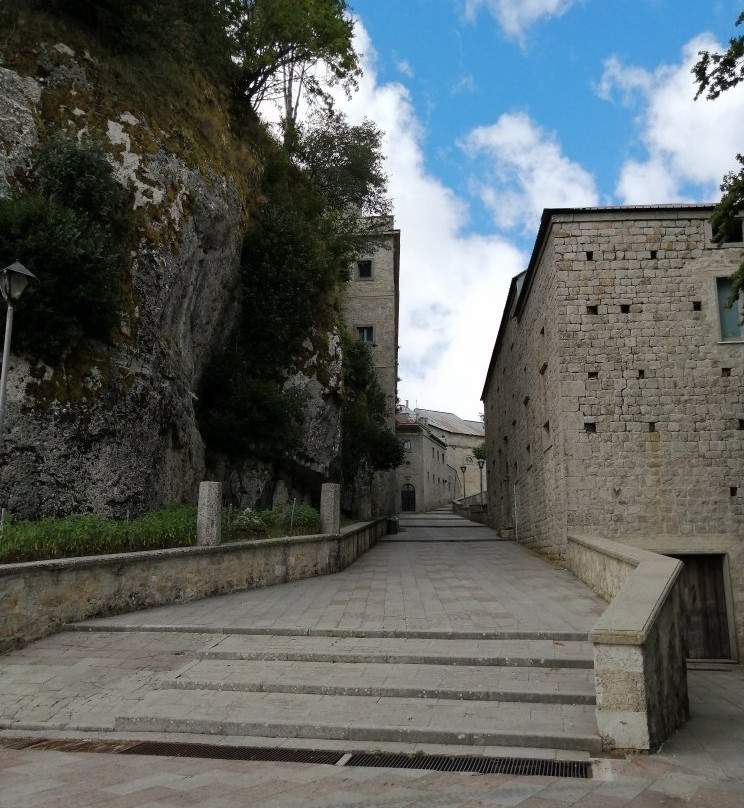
[{"xmin": 0, "ymin": 42, "xmax": 341, "ymax": 519}]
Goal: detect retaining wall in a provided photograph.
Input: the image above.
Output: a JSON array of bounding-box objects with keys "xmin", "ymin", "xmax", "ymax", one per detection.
[
  {"xmin": 567, "ymin": 532, "xmax": 689, "ymax": 751},
  {"xmin": 0, "ymin": 519, "xmax": 386, "ymax": 653}
]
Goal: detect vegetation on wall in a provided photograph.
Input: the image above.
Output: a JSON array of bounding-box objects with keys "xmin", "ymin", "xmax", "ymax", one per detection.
[
  {"xmin": 0, "ymin": 134, "xmax": 130, "ymax": 359},
  {"xmin": 694, "ymin": 10, "xmax": 744, "ymax": 299},
  {"xmin": 341, "ymin": 337, "xmax": 405, "ymax": 482}
]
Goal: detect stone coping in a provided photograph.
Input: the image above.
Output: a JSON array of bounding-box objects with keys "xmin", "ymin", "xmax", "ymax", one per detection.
[
  {"xmin": 568, "ymin": 532, "xmax": 683, "ymax": 647},
  {"xmin": 0, "ymin": 518, "xmax": 387, "ymax": 576}
]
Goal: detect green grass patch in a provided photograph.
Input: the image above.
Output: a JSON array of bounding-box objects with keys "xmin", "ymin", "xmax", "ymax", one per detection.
[{"xmin": 0, "ymin": 506, "xmax": 198, "ymax": 564}]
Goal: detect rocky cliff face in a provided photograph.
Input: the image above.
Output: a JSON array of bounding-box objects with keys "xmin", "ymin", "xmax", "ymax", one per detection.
[{"xmin": 0, "ymin": 40, "xmax": 341, "ymax": 519}]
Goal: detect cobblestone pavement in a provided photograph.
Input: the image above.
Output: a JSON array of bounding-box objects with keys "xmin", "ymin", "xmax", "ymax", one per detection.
[{"xmin": 1, "ymin": 513, "xmax": 742, "ymax": 806}]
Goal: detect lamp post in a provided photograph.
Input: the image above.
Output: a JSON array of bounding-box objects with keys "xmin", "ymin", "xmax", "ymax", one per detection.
[
  {"xmin": 477, "ymin": 458, "xmax": 485, "ymax": 506},
  {"xmin": 460, "ymin": 465, "xmax": 467, "ymax": 500},
  {"xmin": 0, "ymin": 261, "xmax": 35, "ymax": 443}
]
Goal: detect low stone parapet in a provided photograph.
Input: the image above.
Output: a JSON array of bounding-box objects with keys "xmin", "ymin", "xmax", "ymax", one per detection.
[
  {"xmin": 0, "ymin": 519, "xmax": 387, "ymax": 653},
  {"xmin": 567, "ymin": 533, "xmax": 688, "ymax": 751}
]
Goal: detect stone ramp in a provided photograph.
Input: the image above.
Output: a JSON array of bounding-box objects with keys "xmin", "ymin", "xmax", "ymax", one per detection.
[{"xmin": 0, "ymin": 512, "xmax": 605, "ymax": 758}]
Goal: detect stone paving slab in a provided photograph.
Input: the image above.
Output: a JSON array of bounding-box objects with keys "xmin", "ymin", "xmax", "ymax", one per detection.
[
  {"xmin": 66, "ymin": 537, "xmax": 604, "ymax": 636},
  {"xmin": 197, "ymin": 633, "xmax": 594, "ymax": 668},
  {"xmin": 1, "ymin": 671, "xmax": 743, "ymax": 808},
  {"xmin": 165, "ymin": 659, "xmax": 596, "ymax": 704},
  {"xmin": 112, "ymin": 688, "xmax": 603, "ymax": 752}
]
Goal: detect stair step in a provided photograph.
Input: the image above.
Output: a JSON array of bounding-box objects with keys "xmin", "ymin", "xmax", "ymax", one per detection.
[
  {"xmin": 164, "ymin": 659, "xmax": 596, "ymax": 705},
  {"xmin": 198, "ymin": 635, "xmax": 594, "ymax": 669},
  {"xmin": 114, "ymin": 689, "xmax": 602, "ymax": 754}
]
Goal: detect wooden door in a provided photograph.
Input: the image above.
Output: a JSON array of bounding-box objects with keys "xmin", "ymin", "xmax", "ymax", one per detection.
[
  {"xmin": 671, "ymin": 554, "xmax": 732, "ymax": 660},
  {"xmin": 401, "ymin": 484, "xmax": 416, "ymax": 512}
]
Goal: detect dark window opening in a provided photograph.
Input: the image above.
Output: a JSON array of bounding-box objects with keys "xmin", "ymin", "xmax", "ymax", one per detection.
[
  {"xmin": 692, "ymin": 301, "xmax": 702, "ymax": 312},
  {"xmin": 730, "ymin": 486, "xmax": 738, "ymax": 497},
  {"xmin": 357, "ymin": 326, "xmax": 374, "ymax": 343},
  {"xmin": 650, "ymin": 249, "xmax": 658, "ymax": 259},
  {"xmin": 588, "ymin": 371, "xmax": 599, "ymax": 379},
  {"xmin": 584, "ymin": 421, "xmax": 597, "ymax": 433},
  {"xmin": 586, "ymin": 250, "xmax": 594, "ymax": 260},
  {"xmin": 722, "ymin": 367, "xmax": 732, "ymax": 378},
  {"xmin": 620, "ymin": 304, "xmax": 630, "ymax": 314},
  {"xmin": 716, "ymin": 218, "xmax": 744, "ymax": 243},
  {"xmin": 738, "ymin": 419, "xmax": 744, "ymax": 430},
  {"xmin": 357, "ymin": 259, "xmax": 372, "ymax": 278},
  {"xmin": 586, "ymin": 304, "xmax": 598, "ymax": 315},
  {"xmin": 638, "ymin": 369, "xmax": 645, "ymax": 379},
  {"xmin": 649, "ymin": 422, "xmax": 656, "ymax": 433}
]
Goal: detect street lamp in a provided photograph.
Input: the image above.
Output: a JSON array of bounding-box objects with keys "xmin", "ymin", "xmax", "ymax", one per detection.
[
  {"xmin": 0, "ymin": 261, "xmax": 36, "ymax": 442},
  {"xmin": 477, "ymin": 458, "xmax": 485, "ymax": 506},
  {"xmin": 460, "ymin": 465, "xmax": 467, "ymax": 500}
]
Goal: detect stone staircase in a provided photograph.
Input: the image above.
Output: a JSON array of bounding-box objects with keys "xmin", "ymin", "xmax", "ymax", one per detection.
[{"xmin": 109, "ymin": 627, "xmax": 602, "ymax": 756}]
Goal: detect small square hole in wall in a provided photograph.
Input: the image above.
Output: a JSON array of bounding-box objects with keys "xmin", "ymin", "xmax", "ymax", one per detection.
[
  {"xmin": 722, "ymin": 367, "xmax": 732, "ymax": 377},
  {"xmin": 650, "ymin": 250, "xmax": 658, "ymax": 259},
  {"xmin": 638, "ymin": 369, "xmax": 645, "ymax": 379},
  {"xmin": 586, "ymin": 304, "xmax": 598, "ymax": 315},
  {"xmin": 738, "ymin": 419, "xmax": 744, "ymax": 430},
  {"xmin": 523, "ymin": 396, "xmax": 530, "ymax": 406},
  {"xmin": 588, "ymin": 371, "xmax": 599, "ymax": 379},
  {"xmin": 620, "ymin": 304, "xmax": 631, "ymax": 314},
  {"xmin": 584, "ymin": 421, "xmax": 597, "ymax": 433},
  {"xmin": 692, "ymin": 301, "xmax": 702, "ymax": 312},
  {"xmin": 540, "ymin": 326, "xmax": 545, "ymax": 335},
  {"xmin": 648, "ymin": 422, "xmax": 656, "ymax": 433},
  {"xmin": 731, "ymin": 486, "xmax": 738, "ymax": 497},
  {"xmin": 586, "ymin": 250, "xmax": 594, "ymax": 260}
]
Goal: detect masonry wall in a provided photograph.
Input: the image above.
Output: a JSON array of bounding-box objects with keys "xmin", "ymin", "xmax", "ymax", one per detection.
[
  {"xmin": 344, "ymin": 219, "xmax": 400, "ymax": 516},
  {"xmin": 397, "ymin": 426, "xmax": 452, "ymax": 512},
  {"xmin": 484, "ymin": 235, "xmax": 567, "ymax": 556},
  {"xmin": 483, "ymin": 206, "xmax": 744, "ymax": 657}
]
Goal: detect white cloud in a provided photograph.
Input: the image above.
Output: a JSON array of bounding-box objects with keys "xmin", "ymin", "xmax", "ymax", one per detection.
[
  {"xmin": 462, "ymin": 112, "xmax": 599, "ymax": 232},
  {"xmin": 465, "ymin": 0, "xmax": 575, "ymax": 40},
  {"xmin": 598, "ymin": 35, "xmax": 744, "ymax": 204},
  {"xmin": 395, "ymin": 59, "xmax": 414, "ymax": 78},
  {"xmin": 336, "ymin": 23, "xmax": 525, "ymax": 419}
]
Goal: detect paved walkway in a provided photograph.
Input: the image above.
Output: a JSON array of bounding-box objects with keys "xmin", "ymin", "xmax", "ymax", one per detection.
[{"xmin": 0, "ymin": 511, "xmax": 742, "ymax": 806}]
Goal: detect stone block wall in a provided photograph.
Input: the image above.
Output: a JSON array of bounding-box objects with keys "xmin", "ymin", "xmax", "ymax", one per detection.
[
  {"xmin": 483, "ymin": 206, "xmax": 744, "ymax": 656},
  {"xmin": 0, "ymin": 519, "xmax": 386, "ymax": 653}
]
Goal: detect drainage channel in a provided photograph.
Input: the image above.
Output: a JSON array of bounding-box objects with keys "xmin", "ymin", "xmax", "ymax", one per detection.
[{"xmin": 2, "ymin": 738, "xmax": 592, "ymax": 779}]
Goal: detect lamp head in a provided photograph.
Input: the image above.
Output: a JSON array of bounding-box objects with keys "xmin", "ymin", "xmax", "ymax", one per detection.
[{"xmin": 1, "ymin": 261, "xmax": 35, "ymax": 303}]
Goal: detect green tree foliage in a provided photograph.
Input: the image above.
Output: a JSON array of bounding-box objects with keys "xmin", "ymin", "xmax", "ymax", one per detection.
[
  {"xmin": 225, "ymin": 0, "xmax": 359, "ymax": 122},
  {"xmin": 341, "ymin": 338, "xmax": 405, "ymax": 481},
  {"xmin": 472, "ymin": 443, "xmax": 487, "ymax": 461},
  {"xmin": 693, "ymin": 11, "xmax": 744, "ymax": 299},
  {"xmin": 693, "ymin": 12, "xmax": 744, "ymax": 100},
  {"xmin": 198, "ymin": 113, "xmax": 392, "ymax": 461},
  {"xmin": 0, "ymin": 135, "xmax": 128, "ymax": 358}
]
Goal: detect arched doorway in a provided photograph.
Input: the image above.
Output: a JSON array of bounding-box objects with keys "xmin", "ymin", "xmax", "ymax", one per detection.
[{"xmin": 401, "ymin": 484, "xmax": 416, "ymax": 512}]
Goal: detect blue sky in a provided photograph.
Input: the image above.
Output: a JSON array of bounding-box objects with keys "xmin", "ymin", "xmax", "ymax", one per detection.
[{"xmin": 325, "ymin": 0, "xmax": 744, "ymax": 419}]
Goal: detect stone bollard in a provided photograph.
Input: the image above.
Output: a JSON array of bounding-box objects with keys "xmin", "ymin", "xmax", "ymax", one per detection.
[
  {"xmin": 320, "ymin": 483, "xmax": 341, "ymax": 535},
  {"xmin": 197, "ymin": 481, "xmax": 222, "ymax": 546}
]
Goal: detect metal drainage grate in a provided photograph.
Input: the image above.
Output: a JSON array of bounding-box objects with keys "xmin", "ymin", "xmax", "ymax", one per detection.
[
  {"xmin": 121, "ymin": 741, "xmax": 343, "ymax": 766},
  {"xmin": 346, "ymin": 752, "xmax": 591, "ymax": 779},
  {"xmin": 0, "ymin": 738, "xmax": 590, "ymax": 778}
]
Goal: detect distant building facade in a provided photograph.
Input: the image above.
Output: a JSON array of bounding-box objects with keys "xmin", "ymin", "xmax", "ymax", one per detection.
[
  {"xmin": 482, "ymin": 205, "xmax": 744, "ymax": 662},
  {"xmin": 395, "ymin": 405, "xmax": 485, "ymax": 512},
  {"xmin": 343, "ymin": 216, "xmax": 400, "ymax": 517}
]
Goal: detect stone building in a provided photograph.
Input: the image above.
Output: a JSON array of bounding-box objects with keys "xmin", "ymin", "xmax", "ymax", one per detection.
[
  {"xmin": 395, "ymin": 405, "xmax": 484, "ymax": 511},
  {"xmin": 416, "ymin": 409, "xmax": 486, "ymax": 502},
  {"xmin": 482, "ymin": 205, "xmax": 744, "ymax": 662},
  {"xmin": 343, "ymin": 216, "xmax": 400, "ymax": 517},
  {"xmin": 395, "ymin": 408, "xmax": 455, "ymax": 512}
]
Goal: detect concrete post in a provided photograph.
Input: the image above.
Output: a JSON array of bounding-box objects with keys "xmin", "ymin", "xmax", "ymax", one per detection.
[
  {"xmin": 320, "ymin": 483, "xmax": 341, "ymax": 535},
  {"xmin": 197, "ymin": 481, "xmax": 222, "ymax": 546}
]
